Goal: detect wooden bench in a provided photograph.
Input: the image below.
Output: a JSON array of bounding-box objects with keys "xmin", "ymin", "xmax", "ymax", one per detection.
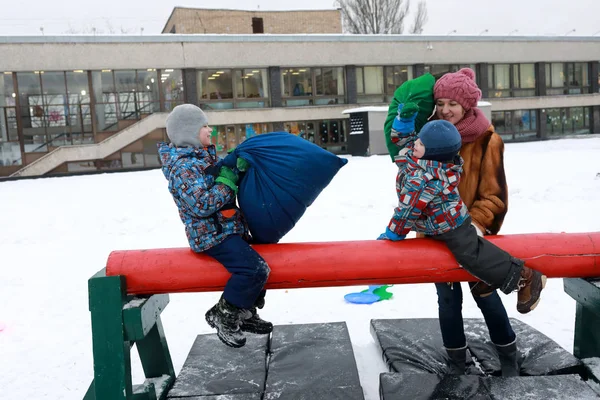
[{"xmin": 83, "ymin": 232, "xmax": 600, "ymax": 400}]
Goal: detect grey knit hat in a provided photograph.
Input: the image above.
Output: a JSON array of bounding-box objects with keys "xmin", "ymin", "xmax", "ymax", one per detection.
[{"xmin": 165, "ymin": 104, "xmax": 209, "ymax": 147}]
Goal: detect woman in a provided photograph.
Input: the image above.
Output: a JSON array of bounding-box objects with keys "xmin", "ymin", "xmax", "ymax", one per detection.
[{"xmin": 430, "ymin": 68, "xmax": 544, "ymax": 377}]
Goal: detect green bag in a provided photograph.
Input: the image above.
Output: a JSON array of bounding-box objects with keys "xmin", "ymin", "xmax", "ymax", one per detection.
[{"xmin": 383, "ymin": 73, "xmax": 436, "ymax": 161}]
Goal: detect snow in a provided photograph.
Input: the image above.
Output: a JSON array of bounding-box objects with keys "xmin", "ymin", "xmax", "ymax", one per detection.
[{"xmin": 1, "ymin": 136, "xmax": 599, "ymax": 400}]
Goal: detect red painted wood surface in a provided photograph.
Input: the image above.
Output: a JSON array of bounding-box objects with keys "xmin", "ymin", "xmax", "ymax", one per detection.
[{"xmin": 105, "ymin": 233, "xmax": 600, "ymax": 295}]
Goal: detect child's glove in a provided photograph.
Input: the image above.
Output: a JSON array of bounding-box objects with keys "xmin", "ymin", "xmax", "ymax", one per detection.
[
  {"xmin": 391, "ymin": 102, "xmax": 419, "ymax": 136},
  {"xmin": 237, "ymin": 157, "xmax": 250, "ymax": 172},
  {"xmin": 377, "ymin": 228, "xmax": 406, "ymax": 241},
  {"xmin": 215, "ymin": 166, "xmax": 239, "ymax": 194}
]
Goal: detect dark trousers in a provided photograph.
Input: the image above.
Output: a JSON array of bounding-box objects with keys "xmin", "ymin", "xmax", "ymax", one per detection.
[
  {"xmin": 204, "ymin": 235, "xmax": 270, "ymax": 309},
  {"xmin": 435, "ymin": 282, "xmax": 516, "ymax": 348},
  {"xmin": 432, "ymin": 218, "xmax": 522, "ymax": 294}
]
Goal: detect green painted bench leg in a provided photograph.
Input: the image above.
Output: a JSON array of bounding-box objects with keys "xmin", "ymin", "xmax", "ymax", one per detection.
[
  {"xmin": 83, "ymin": 380, "xmax": 95, "ymax": 400},
  {"xmin": 574, "ymin": 302, "xmax": 600, "ymax": 359},
  {"xmin": 564, "ymin": 278, "xmax": 600, "ymax": 359},
  {"xmin": 88, "ymin": 270, "xmax": 132, "ymax": 400},
  {"xmin": 136, "ymin": 316, "xmax": 176, "ymax": 398}
]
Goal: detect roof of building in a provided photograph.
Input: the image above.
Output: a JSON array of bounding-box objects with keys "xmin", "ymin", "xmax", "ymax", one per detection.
[{"xmin": 161, "ymin": 7, "xmax": 342, "ymax": 33}]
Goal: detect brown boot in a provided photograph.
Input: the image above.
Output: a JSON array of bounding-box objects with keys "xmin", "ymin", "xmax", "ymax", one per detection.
[{"xmin": 516, "ymin": 266, "xmax": 547, "ymax": 314}]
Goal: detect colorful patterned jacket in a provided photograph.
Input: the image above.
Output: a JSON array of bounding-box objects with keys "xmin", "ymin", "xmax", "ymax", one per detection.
[
  {"xmin": 158, "ymin": 142, "xmax": 247, "ymax": 252},
  {"xmin": 388, "ymin": 135, "xmax": 469, "ymax": 236}
]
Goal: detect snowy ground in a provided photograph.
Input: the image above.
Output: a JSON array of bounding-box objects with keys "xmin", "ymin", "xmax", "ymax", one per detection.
[{"xmin": 1, "ymin": 136, "xmax": 599, "ymax": 400}]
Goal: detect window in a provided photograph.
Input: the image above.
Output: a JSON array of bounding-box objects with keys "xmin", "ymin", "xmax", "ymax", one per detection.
[
  {"xmin": 545, "ymin": 62, "xmax": 590, "ymax": 95},
  {"xmin": 488, "ymin": 64, "xmax": 535, "ymax": 97},
  {"xmin": 546, "ymin": 107, "xmax": 591, "ymax": 136},
  {"xmin": 252, "ymin": 17, "xmax": 264, "ymax": 34},
  {"xmin": 93, "ymin": 69, "xmax": 162, "ymax": 132},
  {"xmin": 0, "ymin": 72, "xmax": 21, "ymax": 166},
  {"xmin": 66, "ymin": 71, "xmax": 92, "ymax": 144},
  {"xmin": 282, "ymin": 67, "xmax": 345, "ymax": 107},
  {"xmin": 284, "ymin": 119, "xmax": 347, "ymax": 153},
  {"xmin": 198, "ymin": 69, "xmax": 269, "ymax": 110},
  {"xmin": 356, "ymin": 66, "xmax": 384, "ymax": 103},
  {"xmin": 161, "ymin": 69, "xmax": 184, "ymax": 111},
  {"xmin": 424, "ymin": 64, "xmax": 475, "ymax": 80},
  {"xmin": 492, "ymin": 109, "xmax": 537, "ymax": 141},
  {"xmin": 234, "ymin": 69, "xmax": 268, "ymax": 108},
  {"xmin": 16, "ymin": 72, "xmax": 46, "ymax": 152},
  {"xmin": 210, "ymin": 123, "xmax": 273, "ymax": 155},
  {"xmin": 384, "ymin": 66, "xmax": 413, "ymax": 101}
]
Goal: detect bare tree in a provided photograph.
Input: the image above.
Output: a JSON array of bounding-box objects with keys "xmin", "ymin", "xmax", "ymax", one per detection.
[
  {"xmin": 409, "ymin": 1, "xmax": 428, "ymax": 34},
  {"xmin": 63, "ymin": 19, "xmax": 135, "ymax": 34},
  {"xmin": 335, "ymin": 0, "xmax": 428, "ymax": 34}
]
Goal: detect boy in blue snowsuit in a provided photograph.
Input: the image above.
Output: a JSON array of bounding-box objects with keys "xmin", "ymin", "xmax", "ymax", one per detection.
[
  {"xmin": 379, "ymin": 105, "xmax": 546, "ymax": 375},
  {"xmin": 158, "ymin": 104, "xmax": 271, "ymax": 348}
]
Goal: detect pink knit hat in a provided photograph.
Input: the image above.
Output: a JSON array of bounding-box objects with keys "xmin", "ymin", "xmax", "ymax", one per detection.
[{"xmin": 433, "ymin": 68, "xmax": 481, "ymax": 111}]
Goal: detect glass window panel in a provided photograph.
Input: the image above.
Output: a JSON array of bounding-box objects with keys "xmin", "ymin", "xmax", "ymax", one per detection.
[
  {"xmin": 514, "ymin": 110, "xmax": 531, "ymax": 132},
  {"xmin": 363, "ymin": 67, "xmax": 383, "ymax": 94},
  {"xmin": 578, "ymin": 63, "xmax": 589, "ymax": 87},
  {"xmin": 0, "ymin": 107, "xmax": 18, "ymax": 142},
  {"xmin": 17, "ymin": 72, "xmax": 43, "ymax": 130},
  {"xmin": 41, "ymin": 71, "xmax": 66, "ymax": 95},
  {"xmin": 315, "ymin": 68, "xmax": 324, "ymax": 96},
  {"xmin": 315, "ymin": 67, "xmax": 344, "ymax": 96},
  {"xmin": 385, "ymin": 66, "xmax": 412, "ymax": 94},
  {"xmin": 425, "ymin": 64, "xmax": 452, "ymax": 79},
  {"xmin": 356, "ymin": 68, "xmax": 364, "ymax": 94},
  {"xmin": 114, "ymin": 70, "xmax": 137, "ymax": 92},
  {"xmin": 137, "ymin": 69, "xmax": 160, "ymax": 113},
  {"xmin": 488, "ymin": 65, "xmax": 494, "ymax": 89},
  {"xmin": 208, "ymin": 69, "xmax": 233, "ymax": 100},
  {"xmin": 1, "ymin": 72, "xmax": 16, "ymax": 107},
  {"xmin": 91, "ymin": 70, "xmax": 116, "ymax": 131},
  {"xmin": 546, "ymin": 108, "xmax": 562, "ymax": 135},
  {"xmin": 512, "ymin": 65, "xmax": 520, "ymax": 89},
  {"xmin": 0, "ymin": 142, "xmax": 22, "ymax": 166},
  {"xmin": 0, "ymin": 73, "xmax": 17, "ymax": 144},
  {"xmin": 18, "ymin": 72, "xmax": 47, "ymax": 148},
  {"xmin": 225, "ymin": 125, "xmax": 237, "ymax": 151},
  {"xmin": 545, "ymin": 64, "xmax": 551, "ymax": 87},
  {"xmin": 162, "ymin": 69, "xmax": 184, "ymax": 112},
  {"xmin": 550, "ymin": 63, "xmax": 564, "ymax": 88},
  {"xmin": 493, "ymin": 65, "xmax": 510, "ymax": 90},
  {"xmin": 210, "ymin": 126, "xmax": 226, "ymax": 153},
  {"xmin": 235, "ymin": 69, "xmax": 267, "ymax": 99},
  {"xmin": 282, "ymin": 68, "xmax": 312, "ymax": 97},
  {"xmin": 121, "ymin": 152, "xmax": 144, "ymax": 168},
  {"xmin": 519, "ymin": 64, "xmax": 535, "ymax": 89},
  {"xmin": 318, "ymin": 121, "xmax": 329, "ymax": 144},
  {"xmin": 41, "ymin": 72, "xmax": 67, "ymax": 128},
  {"xmin": 142, "ymin": 138, "xmax": 161, "ymax": 167},
  {"xmin": 114, "ymin": 70, "xmax": 137, "ymax": 119},
  {"xmin": 66, "ymin": 71, "xmax": 90, "ymax": 103},
  {"xmin": 492, "ymin": 111, "xmax": 505, "ymax": 133}
]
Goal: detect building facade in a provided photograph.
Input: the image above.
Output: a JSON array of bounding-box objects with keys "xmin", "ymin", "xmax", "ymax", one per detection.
[
  {"xmin": 0, "ymin": 35, "xmax": 599, "ymax": 177},
  {"xmin": 161, "ymin": 8, "xmax": 343, "ymax": 34}
]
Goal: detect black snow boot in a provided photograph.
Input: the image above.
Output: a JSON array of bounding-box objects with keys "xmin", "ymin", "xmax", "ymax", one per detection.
[
  {"xmin": 445, "ymin": 346, "xmax": 467, "ymax": 375},
  {"xmin": 205, "ymin": 296, "xmax": 246, "ymax": 348},
  {"xmin": 495, "ymin": 340, "xmax": 520, "ymax": 377},
  {"xmin": 240, "ymin": 307, "xmax": 273, "ymax": 334}
]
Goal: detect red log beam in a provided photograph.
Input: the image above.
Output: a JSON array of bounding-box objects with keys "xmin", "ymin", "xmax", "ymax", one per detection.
[{"xmin": 105, "ymin": 232, "xmax": 600, "ymax": 295}]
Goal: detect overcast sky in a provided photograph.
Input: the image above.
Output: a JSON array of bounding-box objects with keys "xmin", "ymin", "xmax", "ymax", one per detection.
[{"xmin": 1, "ymin": 0, "xmax": 599, "ymax": 36}]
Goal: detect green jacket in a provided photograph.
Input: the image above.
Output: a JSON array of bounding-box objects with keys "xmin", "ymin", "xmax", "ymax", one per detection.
[{"xmin": 383, "ymin": 73, "xmax": 436, "ymax": 161}]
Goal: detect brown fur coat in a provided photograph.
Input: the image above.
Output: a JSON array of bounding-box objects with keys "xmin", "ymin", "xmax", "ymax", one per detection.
[{"xmin": 458, "ymin": 125, "xmax": 508, "ymax": 235}]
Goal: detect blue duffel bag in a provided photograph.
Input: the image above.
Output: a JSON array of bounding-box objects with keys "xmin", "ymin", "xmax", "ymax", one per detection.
[{"xmin": 220, "ymin": 132, "xmax": 348, "ymax": 244}]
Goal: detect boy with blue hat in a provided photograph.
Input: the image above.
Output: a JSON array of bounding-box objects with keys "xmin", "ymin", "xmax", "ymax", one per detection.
[{"xmin": 379, "ymin": 104, "xmax": 537, "ymax": 313}]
